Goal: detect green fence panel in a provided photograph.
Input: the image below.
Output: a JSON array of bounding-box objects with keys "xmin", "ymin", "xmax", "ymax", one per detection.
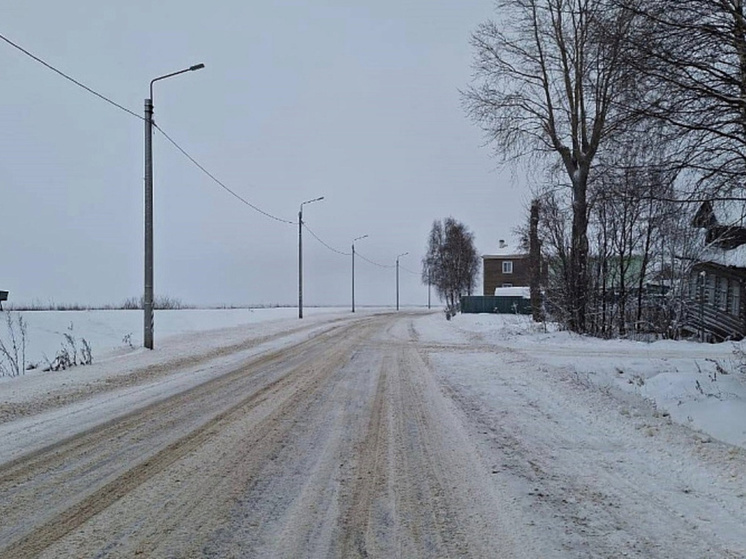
[{"xmin": 460, "ymin": 296, "xmax": 532, "ymax": 314}]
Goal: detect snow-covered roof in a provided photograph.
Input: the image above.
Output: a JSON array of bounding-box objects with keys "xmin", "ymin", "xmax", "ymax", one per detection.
[
  {"xmin": 709, "ymin": 200, "xmax": 746, "ymax": 227},
  {"xmin": 700, "ymin": 243, "xmax": 746, "ymax": 269},
  {"xmin": 483, "ymin": 252, "xmax": 526, "ymax": 259},
  {"xmin": 482, "ymin": 239, "xmax": 526, "ymax": 259},
  {"xmin": 494, "ymin": 286, "xmax": 531, "ymax": 298}
]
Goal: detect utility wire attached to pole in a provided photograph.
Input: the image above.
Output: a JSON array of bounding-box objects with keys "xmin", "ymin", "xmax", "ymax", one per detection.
[
  {"xmin": 356, "ymin": 251, "xmax": 395, "ymax": 269},
  {"xmin": 0, "ymin": 31, "xmax": 297, "ymax": 228},
  {"xmin": 0, "ymin": 31, "xmax": 143, "ymax": 120},
  {"xmin": 302, "ymin": 223, "xmax": 351, "ymax": 256},
  {"xmin": 154, "ymin": 125, "xmax": 294, "ymax": 225}
]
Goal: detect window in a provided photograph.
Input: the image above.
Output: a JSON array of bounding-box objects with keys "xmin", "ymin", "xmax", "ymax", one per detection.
[
  {"xmin": 705, "ymin": 274, "xmax": 715, "ymax": 306},
  {"xmin": 731, "ymin": 279, "xmax": 741, "ymax": 316},
  {"xmin": 502, "ymin": 261, "xmax": 513, "ymax": 274},
  {"xmin": 689, "ymin": 274, "xmax": 698, "ymax": 298},
  {"xmin": 502, "ymin": 283, "xmax": 513, "ymax": 288},
  {"xmin": 718, "ymin": 277, "xmax": 728, "ymax": 311}
]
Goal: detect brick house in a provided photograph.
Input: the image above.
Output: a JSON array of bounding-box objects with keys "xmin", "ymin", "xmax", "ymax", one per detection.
[{"xmin": 482, "ymin": 240, "xmax": 530, "ymax": 296}]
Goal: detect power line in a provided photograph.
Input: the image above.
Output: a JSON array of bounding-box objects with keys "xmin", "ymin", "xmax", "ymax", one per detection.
[
  {"xmin": 154, "ymin": 124, "xmax": 295, "ymax": 225},
  {"xmin": 3, "ymin": 29, "xmax": 428, "ymax": 300},
  {"xmin": 399, "ymin": 264, "xmax": 419, "ymax": 275},
  {"xmin": 0, "ymin": 31, "xmax": 297, "ymax": 226},
  {"xmin": 302, "ymin": 223, "xmax": 351, "ymax": 256},
  {"xmin": 356, "ymin": 251, "xmax": 395, "ymax": 269},
  {"xmin": 0, "ymin": 31, "xmax": 142, "ymax": 120}
]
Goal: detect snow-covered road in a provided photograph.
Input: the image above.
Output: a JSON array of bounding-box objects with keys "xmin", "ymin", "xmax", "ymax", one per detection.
[{"xmin": 1, "ymin": 311, "xmax": 745, "ymax": 557}]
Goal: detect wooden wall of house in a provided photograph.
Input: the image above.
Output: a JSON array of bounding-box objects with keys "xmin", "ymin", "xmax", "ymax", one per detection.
[{"xmin": 686, "ymin": 263, "xmax": 746, "ymax": 341}]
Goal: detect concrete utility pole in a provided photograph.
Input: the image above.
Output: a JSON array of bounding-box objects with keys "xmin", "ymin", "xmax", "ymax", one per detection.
[
  {"xmin": 298, "ymin": 197, "xmax": 324, "ymax": 319},
  {"xmin": 427, "ymin": 267, "xmax": 431, "ymax": 309},
  {"xmin": 144, "ymin": 63, "xmax": 204, "ymax": 350},
  {"xmin": 351, "ymin": 235, "xmax": 368, "ymax": 313},
  {"xmin": 396, "ymin": 252, "xmax": 408, "ymax": 311}
]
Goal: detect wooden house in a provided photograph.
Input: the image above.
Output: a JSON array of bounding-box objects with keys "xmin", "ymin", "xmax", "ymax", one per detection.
[{"xmin": 686, "ymin": 200, "xmax": 746, "ymax": 341}]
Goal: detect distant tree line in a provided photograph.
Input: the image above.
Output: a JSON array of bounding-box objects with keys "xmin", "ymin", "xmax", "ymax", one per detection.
[{"xmin": 465, "ymin": 0, "xmax": 746, "ymax": 337}]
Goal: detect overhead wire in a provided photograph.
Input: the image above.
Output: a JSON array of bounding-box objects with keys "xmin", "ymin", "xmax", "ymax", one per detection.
[
  {"xmin": 1, "ymin": 31, "xmax": 421, "ymax": 262},
  {"xmin": 301, "ymin": 223, "xmax": 422, "ymax": 272},
  {"xmin": 153, "ymin": 124, "xmax": 295, "ymax": 225},
  {"xmin": 0, "ymin": 30, "xmax": 296, "ymax": 226},
  {"xmin": 302, "ymin": 223, "xmax": 351, "ymax": 256},
  {"xmin": 0, "ymin": 31, "xmax": 142, "ymax": 121},
  {"xmin": 399, "ymin": 264, "xmax": 420, "ymax": 275},
  {"xmin": 356, "ymin": 251, "xmax": 395, "ymax": 269}
]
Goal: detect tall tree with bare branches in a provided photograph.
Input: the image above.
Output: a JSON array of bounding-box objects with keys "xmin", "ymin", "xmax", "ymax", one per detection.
[
  {"xmin": 465, "ymin": 0, "xmax": 639, "ymax": 332},
  {"xmin": 621, "ymin": 0, "xmax": 746, "ymax": 196}
]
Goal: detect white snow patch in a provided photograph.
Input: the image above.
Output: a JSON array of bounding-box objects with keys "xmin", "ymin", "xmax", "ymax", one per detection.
[
  {"xmin": 1, "ymin": 307, "xmax": 358, "ymax": 371},
  {"xmin": 493, "ymin": 286, "xmax": 530, "ymax": 298},
  {"xmin": 422, "ymin": 313, "xmax": 746, "ymax": 449}
]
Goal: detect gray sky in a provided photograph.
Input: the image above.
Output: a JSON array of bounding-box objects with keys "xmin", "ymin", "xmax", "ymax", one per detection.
[{"xmin": 1, "ymin": 0, "xmax": 526, "ymax": 308}]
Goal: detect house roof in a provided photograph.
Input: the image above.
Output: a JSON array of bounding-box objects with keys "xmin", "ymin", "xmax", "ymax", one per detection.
[
  {"xmin": 482, "ymin": 251, "xmax": 526, "ymax": 259},
  {"xmin": 700, "ymin": 243, "xmax": 746, "ymax": 269},
  {"xmin": 712, "ymin": 200, "xmax": 746, "ymax": 226},
  {"xmin": 694, "ymin": 200, "xmax": 746, "ymax": 228}
]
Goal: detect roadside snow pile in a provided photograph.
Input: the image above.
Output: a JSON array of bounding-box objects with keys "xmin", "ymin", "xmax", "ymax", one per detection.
[
  {"xmin": 0, "ymin": 307, "xmax": 354, "ymax": 378},
  {"xmin": 444, "ymin": 313, "xmax": 746, "ymax": 449}
]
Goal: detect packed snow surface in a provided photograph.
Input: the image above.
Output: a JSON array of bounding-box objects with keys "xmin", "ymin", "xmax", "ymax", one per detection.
[
  {"xmin": 1, "ymin": 308, "xmax": 745, "ymax": 557},
  {"xmin": 3, "ymin": 307, "xmax": 745, "ymax": 449},
  {"xmin": 432, "ymin": 313, "xmax": 746, "ymax": 449}
]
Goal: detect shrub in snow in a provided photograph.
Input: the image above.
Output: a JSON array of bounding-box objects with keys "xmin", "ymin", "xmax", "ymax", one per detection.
[
  {"xmin": 44, "ymin": 322, "xmax": 93, "ymax": 371},
  {"xmin": 0, "ymin": 312, "xmax": 27, "ymax": 377},
  {"xmin": 121, "ymin": 295, "xmax": 187, "ymax": 310}
]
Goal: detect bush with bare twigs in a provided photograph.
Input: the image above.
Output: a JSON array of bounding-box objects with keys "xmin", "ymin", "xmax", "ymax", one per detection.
[{"xmin": 0, "ymin": 312, "xmax": 27, "ymax": 377}]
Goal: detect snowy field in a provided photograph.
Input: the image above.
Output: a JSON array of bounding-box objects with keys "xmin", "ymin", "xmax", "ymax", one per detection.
[
  {"xmin": 424, "ymin": 313, "xmax": 746, "ymax": 450},
  {"xmin": 0, "ymin": 307, "xmax": 373, "ymax": 370}
]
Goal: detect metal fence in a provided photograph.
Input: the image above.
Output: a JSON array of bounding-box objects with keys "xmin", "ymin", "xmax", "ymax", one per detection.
[{"xmin": 460, "ymin": 295, "xmax": 532, "ymax": 315}]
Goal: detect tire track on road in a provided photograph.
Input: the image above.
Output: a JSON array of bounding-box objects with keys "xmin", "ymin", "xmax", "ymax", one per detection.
[
  {"xmin": 0, "ymin": 317, "xmax": 381, "ymax": 558},
  {"xmin": 0, "ymin": 316, "xmax": 356, "ymax": 424}
]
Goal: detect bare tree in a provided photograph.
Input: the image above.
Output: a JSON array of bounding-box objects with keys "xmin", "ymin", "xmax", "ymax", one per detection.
[
  {"xmin": 422, "ymin": 218, "xmax": 480, "ymax": 314},
  {"xmin": 532, "ymin": 187, "xmax": 574, "ymax": 326},
  {"xmin": 528, "ymin": 199, "xmax": 545, "ymax": 322},
  {"xmin": 622, "ymin": 0, "xmax": 746, "ymax": 195},
  {"xmin": 465, "ymin": 0, "xmax": 639, "ymax": 333}
]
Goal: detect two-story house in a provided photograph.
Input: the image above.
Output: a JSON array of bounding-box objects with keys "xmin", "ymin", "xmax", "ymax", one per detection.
[{"xmin": 482, "ymin": 240, "xmax": 530, "ymax": 295}]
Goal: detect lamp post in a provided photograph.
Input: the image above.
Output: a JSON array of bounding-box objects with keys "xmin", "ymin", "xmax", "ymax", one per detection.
[
  {"xmin": 144, "ymin": 63, "xmax": 204, "ymax": 350},
  {"xmin": 298, "ymin": 196, "xmax": 324, "ymax": 319},
  {"xmin": 351, "ymin": 235, "xmax": 368, "ymax": 313},
  {"xmin": 427, "ymin": 266, "xmax": 431, "ymax": 309},
  {"xmin": 396, "ymin": 252, "xmax": 408, "ymax": 311}
]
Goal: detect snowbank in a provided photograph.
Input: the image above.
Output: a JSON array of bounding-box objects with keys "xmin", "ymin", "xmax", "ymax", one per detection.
[
  {"xmin": 0, "ymin": 307, "xmax": 368, "ymax": 374},
  {"xmin": 433, "ymin": 313, "xmax": 746, "ymax": 449}
]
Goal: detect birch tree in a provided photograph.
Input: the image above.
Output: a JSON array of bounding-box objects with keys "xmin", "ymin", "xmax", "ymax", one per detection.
[{"xmin": 422, "ymin": 218, "xmax": 480, "ymax": 313}]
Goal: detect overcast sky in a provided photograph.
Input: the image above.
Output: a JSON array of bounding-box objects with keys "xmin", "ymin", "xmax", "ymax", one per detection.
[{"xmin": 1, "ymin": 0, "xmax": 527, "ymax": 308}]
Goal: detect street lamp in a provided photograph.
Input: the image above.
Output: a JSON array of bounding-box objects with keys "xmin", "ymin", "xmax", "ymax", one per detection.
[
  {"xmin": 351, "ymin": 235, "xmax": 368, "ymax": 313},
  {"xmin": 144, "ymin": 63, "xmax": 204, "ymax": 350},
  {"xmin": 396, "ymin": 252, "xmax": 409, "ymax": 311},
  {"xmin": 298, "ymin": 196, "xmax": 324, "ymax": 319},
  {"xmin": 427, "ymin": 265, "xmax": 432, "ymax": 309}
]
